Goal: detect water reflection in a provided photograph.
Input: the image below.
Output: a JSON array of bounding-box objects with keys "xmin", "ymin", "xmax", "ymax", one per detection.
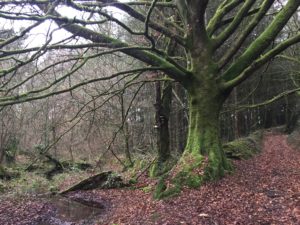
[{"xmin": 40, "ymin": 196, "xmax": 103, "ymax": 225}]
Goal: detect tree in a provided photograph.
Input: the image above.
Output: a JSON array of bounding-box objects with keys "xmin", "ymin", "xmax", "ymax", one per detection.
[
  {"xmin": 0, "ymin": 0, "xmax": 299, "ymax": 191},
  {"xmin": 153, "ymin": 79, "xmax": 173, "ymax": 176}
]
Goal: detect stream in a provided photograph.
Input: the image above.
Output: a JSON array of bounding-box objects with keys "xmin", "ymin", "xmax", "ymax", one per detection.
[{"xmin": 39, "ymin": 196, "xmax": 104, "ymax": 225}]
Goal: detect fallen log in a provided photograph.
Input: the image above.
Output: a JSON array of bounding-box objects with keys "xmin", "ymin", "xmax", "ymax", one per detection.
[{"xmin": 60, "ymin": 171, "xmax": 125, "ymax": 195}]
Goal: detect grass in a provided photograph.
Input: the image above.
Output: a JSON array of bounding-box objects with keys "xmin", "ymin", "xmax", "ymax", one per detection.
[{"xmin": 0, "ymin": 166, "xmax": 97, "ymax": 196}]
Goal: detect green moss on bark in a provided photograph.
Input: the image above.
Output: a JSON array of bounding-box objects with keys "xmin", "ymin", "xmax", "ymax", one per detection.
[
  {"xmin": 153, "ymin": 154, "xmax": 206, "ymax": 199},
  {"xmin": 149, "ymin": 157, "xmax": 177, "ymax": 178},
  {"xmin": 152, "ymin": 78, "xmax": 234, "ymax": 199}
]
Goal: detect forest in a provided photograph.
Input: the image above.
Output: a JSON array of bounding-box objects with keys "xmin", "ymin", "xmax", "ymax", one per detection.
[{"xmin": 0, "ymin": 0, "xmax": 299, "ymax": 224}]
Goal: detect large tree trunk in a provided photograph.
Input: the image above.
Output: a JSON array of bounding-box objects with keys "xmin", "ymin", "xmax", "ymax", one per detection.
[
  {"xmin": 154, "ymin": 81, "xmax": 231, "ymax": 198},
  {"xmin": 182, "ymin": 83, "xmax": 230, "ymax": 180}
]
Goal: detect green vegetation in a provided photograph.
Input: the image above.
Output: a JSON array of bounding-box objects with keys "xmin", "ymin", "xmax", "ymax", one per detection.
[
  {"xmin": 149, "ymin": 156, "xmax": 177, "ymax": 178},
  {"xmin": 0, "ymin": 160, "xmax": 96, "ymax": 195},
  {"xmin": 140, "ymin": 185, "xmax": 152, "ymax": 193},
  {"xmin": 223, "ymin": 130, "xmax": 263, "ymax": 159},
  {"xmin": 153, "ymin": 131, "xmax": 263, "ymax": 199},
  {"xmin": 287, "ymin": 127, "xmax": 300, "ymax": 150}
]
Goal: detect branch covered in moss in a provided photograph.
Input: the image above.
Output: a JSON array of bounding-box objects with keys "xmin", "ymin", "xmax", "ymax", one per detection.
[
  {"xmin": 212, "ymin": 0, "xmax": 256, "ymax": 49},
  {"xmin": 221, "ymin": 0, "xmax": 300, "ymax": 82},
  {"xmin": 207, "ymin": 0, "xmax": 244, "ymax": 36},
  {"xmin": 222, "ymin": 32, "xmax": 300, "ymax": 89},
  {"xmin": 218, "ymin": 0, "xmax": 275, "ymax": 69}
]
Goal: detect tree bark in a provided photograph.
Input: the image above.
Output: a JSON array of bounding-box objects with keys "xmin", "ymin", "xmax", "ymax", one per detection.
[
  {"xmin": 151, "ymin": 80, "xmax": 173, "ymax": 176},
  {"xmin": 123, "ymin": 121, "xmax": 132, "ymax": 165},
  {"xmin": 155, "ymin": 78, "xmax": 232, "ymax": 198},
  {"xmin": 182, "ymin": 82, "xmax": 230, "ymax": 180},
  {"xmin": 120, "ymin": 93, "xmax": 133, "ymax": 167},
  {"xmin": 157, "ymin": 81, "xmax": 172, "ymax": 162},
  {"xmin": 0, "ymin": 150, "xmax": 4, "ymax": 165}
]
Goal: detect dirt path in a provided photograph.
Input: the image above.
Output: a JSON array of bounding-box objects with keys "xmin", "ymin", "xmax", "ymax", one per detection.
[{"xmin": 0, "ymin": 133, "xmax": 299, "ymax": 225}]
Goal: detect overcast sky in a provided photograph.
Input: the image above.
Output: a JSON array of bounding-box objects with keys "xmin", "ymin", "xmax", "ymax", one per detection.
[{"xmin": 0, "ymin": 3, "xmax": 125, "ymax": 48}]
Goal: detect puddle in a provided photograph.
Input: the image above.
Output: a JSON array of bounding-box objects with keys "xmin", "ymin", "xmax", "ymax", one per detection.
[{"xmin": 40, "ymin": 196, "xmax": 103, "ymax": 225}]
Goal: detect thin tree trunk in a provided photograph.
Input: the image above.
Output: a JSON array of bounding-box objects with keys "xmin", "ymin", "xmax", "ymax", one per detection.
[
  {"xmin": 51, "ymin": 126, "xmax": 57, "ymax": 158},
  {"xmin": 0, "ymin": 149, "xmax": 4, "ymax": 164},
  {"xmin": 123, "ymin": 120, "xmax": 132, "ymax": 164},
  {"xmin": 69, "ymin": 130, "xmax": 74, "ymax": 162},
  {"xmin": 152, "ymin": 80, "xmax": 173, "ymax": 176},
  {"xmin": 233, "ymin": 87, "xmax": 241, "ymax": 139},
  {"xmin": 120, "ymin": 92, "xmax": 133, "ymax": 166}
]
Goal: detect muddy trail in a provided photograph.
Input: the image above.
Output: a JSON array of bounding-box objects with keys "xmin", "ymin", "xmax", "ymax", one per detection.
[{"xmin": 0, "ymin": 133, "xmax": 299, "ymax": 225}]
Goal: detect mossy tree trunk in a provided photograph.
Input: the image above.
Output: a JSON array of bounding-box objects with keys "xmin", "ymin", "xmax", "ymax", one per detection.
[
  {"xmin": 154, "ymin": 71, "xmax": 232, "ymax": 198},
  {"xmin": 183, "ymin": 81, "xmax": 230, "ymax": 180},
  {"xmin": 173, "ymin": 0, "xmax": 233, "ymax": 181},
  {"xmin": 172, "ymin": 63, "xmax": 232, "ymax": 185}
]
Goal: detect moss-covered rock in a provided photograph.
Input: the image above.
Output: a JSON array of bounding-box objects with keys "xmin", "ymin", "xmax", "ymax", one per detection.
[
  {"xmin": 223, "ymin": 130, "xmax": 263, "ymax": 160},
  {"xmin": 287, "ymin": 127, "xmax": 300, "ymax": 150}
]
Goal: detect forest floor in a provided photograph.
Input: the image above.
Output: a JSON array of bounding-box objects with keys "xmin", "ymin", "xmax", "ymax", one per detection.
[{"xmin": 0, "ymin": 132, "xmax": 299, "ymax": 225}]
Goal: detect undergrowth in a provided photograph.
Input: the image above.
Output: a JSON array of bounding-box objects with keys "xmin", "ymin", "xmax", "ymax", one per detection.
[{"xmin": 0, "ymin": 166, "xmax": 96, "ymax": 196}]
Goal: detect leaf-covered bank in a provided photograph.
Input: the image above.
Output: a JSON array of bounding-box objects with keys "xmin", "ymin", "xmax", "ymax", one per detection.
[{"xmin": 0, "ymin": 133, "xmax": 299, "ymax": 224}]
